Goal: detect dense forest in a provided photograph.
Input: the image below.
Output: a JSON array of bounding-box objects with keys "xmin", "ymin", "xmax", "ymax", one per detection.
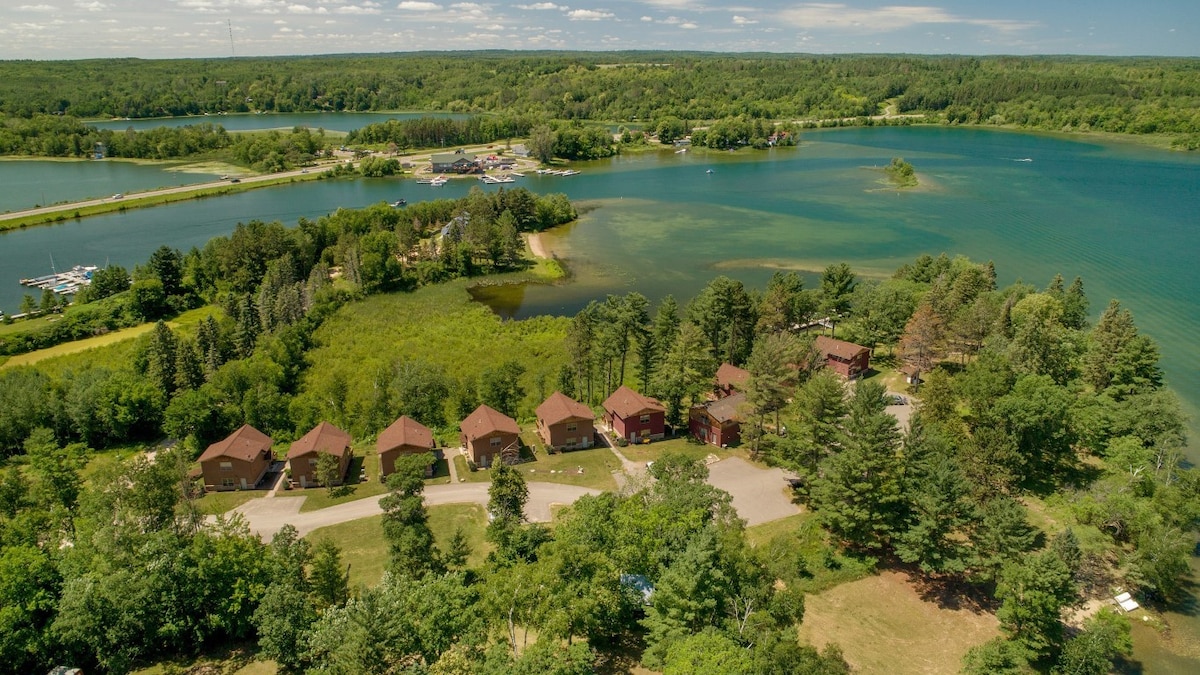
[
  {"xmin": 1, "ymin": 52, "xmax": 1199, "ymax": 144},
  {"xmin": 0, "ymin": 168, "xmax": 1194, "ymax": 674}
]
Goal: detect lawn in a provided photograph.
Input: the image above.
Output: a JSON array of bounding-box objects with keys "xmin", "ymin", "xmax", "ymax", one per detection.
[
  {"xmin": 2, "ymin": 305, "xmax": 221, "ymax": 373},
  {"xmin": 296, "ymin": 448, "xmax": 388, "ymax": 512},
  {"xmin": 1, "ymin": 322, "xmax": 160, "ymax": 369},
  {"xmin": 306, "ymin": 503, "xmax": 492, "ymax": 588},
  {"xmin": 193, "ymin": 489, "xmax": 266, "ymax": 516},
  {"xmin": 617, "ymin": 435, "xmax": 742, "ymax": 465},
  {"xmin": 514, "ymin": 442, "xmax": 620, "ymax": 491},
  {"xmin": 456, "ymin": 430, "xmax": 620, "ymax": 491},
  {"xmin": 796, "ymin": 570, "xmax": 1000, "ymax": 675}
]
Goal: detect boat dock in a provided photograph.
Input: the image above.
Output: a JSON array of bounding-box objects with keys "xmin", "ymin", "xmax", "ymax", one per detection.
[{"xmin": 19, "ymin": 265, "xmax": 98, "ymax": 296}]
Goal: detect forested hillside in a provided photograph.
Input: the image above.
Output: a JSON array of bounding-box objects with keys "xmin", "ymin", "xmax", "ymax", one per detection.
[{"xmin": 2, "ymin": 53, "xmax": 1198, "ymax": 140}]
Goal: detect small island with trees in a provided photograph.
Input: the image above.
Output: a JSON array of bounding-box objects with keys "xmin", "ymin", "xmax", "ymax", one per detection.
[{"xmin": 885, "ymin": 157, "xmax": 918, "ymax": 188}]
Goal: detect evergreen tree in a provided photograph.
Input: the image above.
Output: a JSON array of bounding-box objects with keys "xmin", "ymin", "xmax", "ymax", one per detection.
[
  {"xmin": 309, "ymin": 539, "xmax": 350, "ymax": 610},
  {"xmin": 173, "ymin": 338, "xmax": 204, "ymax": 392},
  {"xmin": 1061, "ymin": 276, "xmax": 1089, "ymax": 330},
  {"xmin": 144, "ymin": 320, "xmax": 179, "ymax": 397},
  {"xmin": 380, "ymin": 453, "xmax": 442, "ymax": 578},
  {"xmin": 810, "ymin": 381, "xmax": 904, "ymax": 551}
]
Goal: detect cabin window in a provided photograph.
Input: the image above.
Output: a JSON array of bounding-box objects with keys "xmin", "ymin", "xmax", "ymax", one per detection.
[
  {"xmin": 566, "ymin": 423, "xmax": 577, "ymax": 432},
  {"xmin": 639, "ymin": 414, "xmax": 651, "ymax": 424},
  {"xmin": 309, "ymin": 458, "xmax": 318, "ymax": 466},
  {"xmin": 219, "ymin": 461, "xmax": 233, "ymax": 471},
  {"xmin": 490, "ymin": 437, "xmax": 502, "ymax": 447},
  {"xmin": 221, "ymin": 478, "xmax": 235, "ymax": 487}
]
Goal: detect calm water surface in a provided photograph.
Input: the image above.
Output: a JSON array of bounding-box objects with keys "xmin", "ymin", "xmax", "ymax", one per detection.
[
  {"xmin": 1, "ymin": 125, "xmax": 1198, "ymax": 669},
  {"xmin": 0, "ymin": 159, "xmax": 224, "ymax": 212}
]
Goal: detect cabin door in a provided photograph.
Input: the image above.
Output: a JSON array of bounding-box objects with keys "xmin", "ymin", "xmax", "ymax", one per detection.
[{"xmin": 240, "ymin": 477, "xmax": 248, "ymax": 490}]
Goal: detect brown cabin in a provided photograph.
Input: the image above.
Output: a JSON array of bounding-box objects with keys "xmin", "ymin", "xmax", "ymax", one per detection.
[
  {"xmin": 460, "ymin": 404, "xmax": 520, "ymax": 468},
  {"xmin": 199, "ymin": 424, "xmax": 274, "ymax": 492},
  {"xmin": 690, "ymin": 392, "xmax": 746, "ymax": 447},
  {"xmin": 287, "ymin": 422, "xmax": 352, "ymax": 489},
  {"xmin": 377, "ymin": 415, "xmax": 436, "ymax": 479},
  {"xmin": 714, "ymin": 362, "xmax": 751, "ymax": 398},
  {"xmin": 814, "ymin": 335, "xmax": 871, "ymax": 379},
  {"xmin": 535, "ymin": 391, "xmax": 595, "ymax": 452},
  {"xmin": 602, "ymin": 385, "xmax": 666, "ymax": 444}
]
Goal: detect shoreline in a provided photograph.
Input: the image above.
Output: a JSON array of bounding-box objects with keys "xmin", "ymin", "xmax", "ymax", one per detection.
[{"xmin": 526, "ymin": 231, "xmax": 550, "ymax": 260}]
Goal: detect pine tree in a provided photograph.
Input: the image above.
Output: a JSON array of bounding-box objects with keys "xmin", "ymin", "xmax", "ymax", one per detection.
[
  {"xmin": 174, "ymin": 338, "xmax": 204, "ymax": 392},
  {"xmin": 309, "ymin": 539, "xmax": 350, "ymax": 610},
  {"xmin": 145, "ymin": 320, "xmax": 178, "ymax": 396},
  {"xmin": 810, "ymin": 381, "xmax": 904, "ymax": 550}
]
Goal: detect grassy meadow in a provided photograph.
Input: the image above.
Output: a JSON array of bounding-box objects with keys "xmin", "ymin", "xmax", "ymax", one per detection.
[
  {"xmin": 306, "ymin": 503, "xmax": 492, "ymax": 589},
  {"xmin": 304, "ymin": 276, "xmax": 572, "ymax": 432}
]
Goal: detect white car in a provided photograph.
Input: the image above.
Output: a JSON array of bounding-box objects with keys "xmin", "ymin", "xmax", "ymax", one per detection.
[{"xmin": 111, "ymin": 193, "xmax": 123, "ymax": 199}]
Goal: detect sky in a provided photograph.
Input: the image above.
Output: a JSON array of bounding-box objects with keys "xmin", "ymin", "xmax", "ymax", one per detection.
[{"xmin": 2, "ymin": 1, "xmax": 1197, "ymax": 60}]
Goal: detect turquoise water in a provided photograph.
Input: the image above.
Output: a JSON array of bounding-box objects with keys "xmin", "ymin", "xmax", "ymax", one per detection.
[
  {"xmin": 0, "ymin": 159, "xmax": 224, "ymax": 212},
  {"xmin": 86, "ymin": 111, "xmax": 468, "ymax": 133},
  {"xmin": 0, "ymin": 126, "xmax": 1197, "ymax": 668}
]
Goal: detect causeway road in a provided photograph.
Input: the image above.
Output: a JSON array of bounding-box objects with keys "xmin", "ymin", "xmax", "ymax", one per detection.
[{"xmin": 0, "ymin": 163, "xmax": 325, "ymax": 224}]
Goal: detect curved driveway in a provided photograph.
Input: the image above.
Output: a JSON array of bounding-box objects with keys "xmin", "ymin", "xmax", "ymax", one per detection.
[{"xmin": 231, "ymin": 481, "xmax": 601, "ymax": 538}]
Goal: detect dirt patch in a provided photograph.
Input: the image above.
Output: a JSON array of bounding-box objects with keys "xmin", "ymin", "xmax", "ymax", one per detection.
[{"xmin": 797, "ymin": 570, "xmax": 1000, "ymax": 674}]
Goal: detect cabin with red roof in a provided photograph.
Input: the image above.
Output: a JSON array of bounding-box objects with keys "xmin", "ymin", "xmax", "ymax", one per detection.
[
  {"xmin": 377, "ymin": 415, "xmax": 436, "ymax": 478},
  {"xmin": 199, "ymin": 424, "xmax": 275, "ymax": 491},
  {"xmin": 287, "ymin": 422, "xmax": 352, "ymax": 489},
  {"xmin": 535, "ymin": 391, "xmax": 595, "ymax": 452},
  {"xmin": 714, "ymin": 362, "xmax": 751, "ymax": 398},
  {"xmin": 602, "ymin": 385, "xmax": 666, "ymax": 444},
  {"xmin": 460, "ymin": 404, "xmax": 520, "ymax": 468},
  {"xmin": 815, "ymin": 335, "xmax": 871, "ymax": 379},
  {"xmin": 689, "ymin": 392, "xmax": 746, "ymax": 447}
]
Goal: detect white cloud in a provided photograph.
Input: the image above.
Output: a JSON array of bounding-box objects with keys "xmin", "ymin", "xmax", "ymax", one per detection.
[
  {"xmin": 680, "ymin": 22, "xmax": 696, "ymax": 29},
  {"xmin": 336, "ymin": 4, "xmax": 382, "ymax": 13},
  {"xmin": 640, "ymin": 15, "xmax": 652, "ymax": 21},
  {"xmin": 288, "ymin": 4, "xmax": 314, "ymax": 12},
  {"xmin": 641, "ymin": 0, "xmax": 699, "ymax": 8},
  {"xmin": 17, "ymin": 5, "xmax": 58, "ymax": 12},
  {"xmin": 780, "ymin": 4, "xmax": 1037, "ymax": 33},
  {"xmin": 75, "ymin": 1, "xmax": 109, "ymax": 11},
  {"xmin": 451, "ymin": 2, "xmax": 485, "ymax": 9},
  {"xmin": 397, "ymin": 1, "xmax": 440, "ymax": 9},
  {"xmin": 567, "ymin": 8, "xmax": 612, "ymax": 20},
  {"xmin": 732, "ymin": 15, "xmax": 756, "ymax": 25},
  {"xmin": 515, "ymin": 2, "xmax": 562, "ymax": 9}
]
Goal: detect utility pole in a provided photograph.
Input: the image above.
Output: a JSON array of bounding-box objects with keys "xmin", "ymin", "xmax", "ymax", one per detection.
[{"xmin": 228, "ymin": 19, "xmax": 235, "ymax": 57}]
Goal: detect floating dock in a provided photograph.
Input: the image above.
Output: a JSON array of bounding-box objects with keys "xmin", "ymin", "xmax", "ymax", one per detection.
[{"xmin": 19, "ymin": 265, "xmax": 97, "ymax": 296}]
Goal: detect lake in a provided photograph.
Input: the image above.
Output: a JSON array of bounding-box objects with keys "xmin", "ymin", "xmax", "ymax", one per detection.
[
  {"xmin": 86, "ymin": 111, "xmax": 469, "ymax": 133},
  {"xmin": 0, "ymin": 158, "xmax": 225, "ymax": 213},
  {"xmin": 0, "ymin": 125, "xmax": 1197, "ymax": 669}
]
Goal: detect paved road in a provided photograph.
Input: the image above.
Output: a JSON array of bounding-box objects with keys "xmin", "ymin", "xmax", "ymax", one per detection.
[
  {"xmin": 231, "ymin": 481, "xmax": 601, "ymax": 538},
  {"xmin": 706, "ymin": 457, "xmax": 802, "ymax": 526}
]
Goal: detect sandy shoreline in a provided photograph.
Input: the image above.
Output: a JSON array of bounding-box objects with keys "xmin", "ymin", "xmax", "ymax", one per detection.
[{"xmin": 526, "ymin": 231, "xmax": 550, "ymax": 259}]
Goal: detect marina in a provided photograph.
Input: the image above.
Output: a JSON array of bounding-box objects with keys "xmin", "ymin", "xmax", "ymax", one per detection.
[
  {"xmin": 19, "ymin": 264, "xmax": 98, "ymax": 296},
  {"xmin": 478, "ymin": 174, "xmax": 516, "ymax": 184}
]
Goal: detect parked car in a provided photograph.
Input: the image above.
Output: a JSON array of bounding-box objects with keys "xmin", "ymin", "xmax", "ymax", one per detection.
[
  {"xmin": 111, "ymin": 193, "xmax": 123, "ymax": 199},
  {"xmin": 890, "ymin": 395, "xmax": 907, "ymax": 405}
]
